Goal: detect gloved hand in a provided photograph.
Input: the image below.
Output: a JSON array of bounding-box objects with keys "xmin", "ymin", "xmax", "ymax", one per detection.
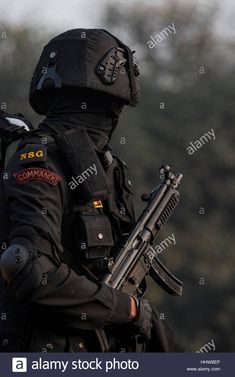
[{"xmin": 131, "ymin": 297, "xmax": 153, "ymax": 341}]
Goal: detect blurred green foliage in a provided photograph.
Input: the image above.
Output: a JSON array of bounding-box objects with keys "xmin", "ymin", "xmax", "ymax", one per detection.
[{"xmin": 0, "ymin": 1, "xmax": 234, "ymax": 351}]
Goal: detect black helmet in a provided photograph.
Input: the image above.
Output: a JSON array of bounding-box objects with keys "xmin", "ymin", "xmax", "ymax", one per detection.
[{"xmin": 29, "ymin": 29, "xmax": 140, "ymax": 115}]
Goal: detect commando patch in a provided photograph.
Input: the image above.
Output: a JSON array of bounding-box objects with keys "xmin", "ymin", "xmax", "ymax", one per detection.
[{"xmin": 14, "ymin": 168, "xmax": 61, "ymax": 186}]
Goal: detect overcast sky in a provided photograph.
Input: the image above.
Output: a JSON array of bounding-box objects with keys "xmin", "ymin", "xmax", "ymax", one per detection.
[{"xmin": 0, "ymin": 0, "xmax": 234, "ymax": 37}]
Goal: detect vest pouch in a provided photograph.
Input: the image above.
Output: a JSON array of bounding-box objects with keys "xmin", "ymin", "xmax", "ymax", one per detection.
[{"xmin": 75, "ymin": 214, "xmax": 114, "ymax": 260}]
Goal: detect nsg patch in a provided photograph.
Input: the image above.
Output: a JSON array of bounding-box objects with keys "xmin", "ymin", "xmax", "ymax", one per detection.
[{"xmin": 19, "ymin": 145, "xmax": 47, "ymax": 164}]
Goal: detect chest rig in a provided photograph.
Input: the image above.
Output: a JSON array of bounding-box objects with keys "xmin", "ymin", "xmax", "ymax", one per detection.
[{"xmin": 41, "ymin": 124, "xmax": 136, "ymax": 280}]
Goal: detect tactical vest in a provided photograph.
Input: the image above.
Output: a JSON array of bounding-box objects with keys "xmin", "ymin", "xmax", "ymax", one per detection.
[
  {"xmin": 1, "ymin": 118, "xmax": 135, "ymax": 279},
  {"xmin": 30, "ymin": 123, "xmax": 136, "ymax": 281}
]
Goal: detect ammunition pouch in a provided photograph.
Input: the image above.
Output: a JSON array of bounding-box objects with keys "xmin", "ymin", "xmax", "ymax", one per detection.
[
  {"xmin": 75, "ymin": 214, "xmax": 114, "ymax": 260},
  {"xmin": 62, "ymin": 207, "xmax": 114, "ymax": 262},
  {"xmin": 61, "ymin": 207, "xmax": 114, "ymax": 280}
]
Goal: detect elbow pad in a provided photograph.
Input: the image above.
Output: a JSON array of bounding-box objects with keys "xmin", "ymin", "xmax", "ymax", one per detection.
[
  {"xmin": 0, "ymin": 244, "xmax": 43, "ymax": 302},
  {"xmin": 0, "ymin": 244, "xmax": 29, "ymax": 283}
]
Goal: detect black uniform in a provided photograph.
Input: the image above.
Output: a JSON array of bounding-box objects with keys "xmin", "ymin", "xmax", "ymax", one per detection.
[
  {"xmin": 0, "ymin": 128, "xmax": 129, "ymax": 350},
  {"xmin": 0, "ymin": 28, "xmax": 184, "ymax": 352}
]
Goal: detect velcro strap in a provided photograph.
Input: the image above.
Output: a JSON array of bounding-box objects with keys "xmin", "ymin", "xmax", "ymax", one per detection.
[{"xmin": 54, "ymin": 127, "xmax": 111, "ymax": 201}]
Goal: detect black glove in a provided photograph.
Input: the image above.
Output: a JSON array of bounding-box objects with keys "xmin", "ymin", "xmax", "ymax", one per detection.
[{"xmin": 132, "ymin": 297, "xmax": 153, "ymax": 341}]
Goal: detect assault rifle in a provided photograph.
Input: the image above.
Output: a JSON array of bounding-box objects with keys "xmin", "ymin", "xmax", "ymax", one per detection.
[{"xmin": 103, "ymin": 165, "xmax": 183, "ymax": 297}]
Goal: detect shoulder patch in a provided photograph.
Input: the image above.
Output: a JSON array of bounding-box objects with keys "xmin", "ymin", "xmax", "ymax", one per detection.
[
  {"xmin": 14, "ymin": 168, "xmax": 61, "ymax": 186},
  {"xmin": 19, "ymin": 145, "xmax": 47, "ymax": 165}
]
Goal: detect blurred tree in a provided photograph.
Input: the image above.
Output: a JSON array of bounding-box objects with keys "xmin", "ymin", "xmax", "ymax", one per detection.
[{"xmin": 0, "ymin": 24, "xmax": 54, "ymax": 122}]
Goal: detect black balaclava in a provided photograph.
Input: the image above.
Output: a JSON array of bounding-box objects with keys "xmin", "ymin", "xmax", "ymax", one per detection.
[{"xmin": 40, "ymin": 88, "xmax": 124, "ymax": 151}]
